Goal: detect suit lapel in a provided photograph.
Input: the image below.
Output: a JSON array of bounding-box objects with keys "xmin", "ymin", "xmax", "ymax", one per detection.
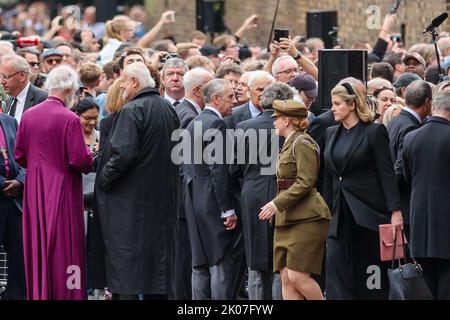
[
  {"xmin": 325, "ymin": 125, "xmax": 340, "ymax": 175},
  {"xmin": 340, "ymin": 123, "xmax": 366, "ymax": 175},
  {"xmin": 24, "ymin": 85, "xmax": 34, "ymax": 111}
]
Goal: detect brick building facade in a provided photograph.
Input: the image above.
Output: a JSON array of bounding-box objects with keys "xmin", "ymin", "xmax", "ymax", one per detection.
[{"xmin": 144, "ymin": 0, "xmax": 449, "ymax": 49}]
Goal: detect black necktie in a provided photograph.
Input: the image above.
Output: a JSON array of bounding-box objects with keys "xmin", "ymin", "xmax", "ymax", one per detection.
[
  {"xmin": 173, "ymin": 101, "xmax": 180, "ymax": 107},
  {"xmin": 9, "ymin": 97, "xmax": 18, "ymax": 117}
]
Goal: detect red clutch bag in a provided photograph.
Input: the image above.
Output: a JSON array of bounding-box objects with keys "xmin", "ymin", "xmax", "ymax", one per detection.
[{"xmin": 379, "ymin": 224, "xmax": 405, "ymax": 261}]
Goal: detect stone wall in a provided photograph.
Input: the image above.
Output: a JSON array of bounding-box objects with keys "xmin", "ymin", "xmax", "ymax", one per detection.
[{"xmin": 145, "ymin": 0, "xmax": 449, "ymax": 48}]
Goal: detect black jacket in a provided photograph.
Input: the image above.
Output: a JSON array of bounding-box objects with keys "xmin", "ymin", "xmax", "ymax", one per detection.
[
  {"xmin": 308, "ymin": 109, "xmax": 338, "ymax": 207},
  {"xmin": 387, "ymin": 109, "xmax": 422, "ymax": 223},
  {"xmin": 96, "ymin": 87, "xmax": 179, "ymax": 294},
  {"xmin": 5, "ymin": 83, "xmax": 48, "ymax": 115},
  {"xmin": 402, "ymin": 116, "xmax": 450, "ymax": 259},
  {"xmin": 183, "ymin": 108, "xmax": 234, "ymax": 267},
  {"xmin": 230, "ymin": 110, "xmax": 281, "ymax": 271},
  {"xmin": 324, "ymin": 122, "xmax": 401, "ymax": 237}
]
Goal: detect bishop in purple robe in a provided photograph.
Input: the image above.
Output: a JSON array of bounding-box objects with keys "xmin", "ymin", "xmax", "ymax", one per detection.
[{"xmin": 14, "ymin": 65, "xmax": 93, "ymax": 300}]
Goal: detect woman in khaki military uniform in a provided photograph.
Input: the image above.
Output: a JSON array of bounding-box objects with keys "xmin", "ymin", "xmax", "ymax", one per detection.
[{"xmin": 259, "ymin": 99, "xmax": 330, "ymax": 300}]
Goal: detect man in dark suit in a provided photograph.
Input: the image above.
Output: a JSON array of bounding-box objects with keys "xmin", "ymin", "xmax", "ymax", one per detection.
[
  {"xmin": 402, "ymin": 91, "xmax": 450, "ymax": 299},
  {"xmin": 0, "ymin": 54, "xmax": 48, "ymax": 123},
  {"xmin": 173, "ymin": 68, "xmax": 213, "ymax": 300},
  {"xmin": 231, "ymin": 82, "xmax": 292, "ymax": 299},
  {"xmin": 0, "ymin": 113, "xmax": 26, "ymax": 300},
  {"xmin": 183, "ymin": 79, "xmax": 238, "ymax": 299},
  {"xmin": 224, "ymin": 71, "xmax": 275, "ymax": 299},
  {"xmin": 387, "ymin": 81, "xmax": 432, "ymax": 235}
]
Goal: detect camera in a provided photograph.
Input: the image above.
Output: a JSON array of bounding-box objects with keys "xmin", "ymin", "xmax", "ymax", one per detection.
[
  {"xmin": 159, "ymin": 52, "xmax": 180, "ymax": 63},
  {"xmin": 273, "ymin": 29, "xmax": 289, "ymax": 42}
]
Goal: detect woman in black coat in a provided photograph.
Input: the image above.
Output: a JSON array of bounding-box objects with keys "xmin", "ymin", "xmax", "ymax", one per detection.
[{"xmin": 324, "ymin": 81, "xmax": 403, "ymax": 300}]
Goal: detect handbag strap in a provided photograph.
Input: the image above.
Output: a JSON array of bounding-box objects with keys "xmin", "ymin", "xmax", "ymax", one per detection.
[{"xmin": 392, "ymin": 229, "xmax": 419, "ymax": 269}]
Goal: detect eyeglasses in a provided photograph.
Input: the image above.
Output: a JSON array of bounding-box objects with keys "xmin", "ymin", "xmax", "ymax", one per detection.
[
  {"xmin": 80, "ymin": 114, "xmax": 99, "ymax": 122},
  {"xmin": 28, "ymin": 62, "xmax": 40, "ymax": 68},
  {"xmin": 0, "ymin": 71, "xmax": 22, "ymax": 81},
  {"xmin": 45, "ymin": 58, "xmax": 62, "ymax": 65},
  {"xmin": 277, "ymin": 67, "xmax": 299, "ymax": 76}
]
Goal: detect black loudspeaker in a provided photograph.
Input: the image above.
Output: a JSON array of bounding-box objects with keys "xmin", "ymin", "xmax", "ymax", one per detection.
[
  {"xmin": 196, "ymin": 0, "xmax": 226, "ymax": 33},
  {"xmin": 94, "ymin": 0, "xmax": 118, "ymax": 23},
  {"xmin": 318, "ymin": 50, "xmax": 368, "ymax": 110},
  {"xmin": 307, "ymin": 10, "xmax": 338, "ymax": 49}
]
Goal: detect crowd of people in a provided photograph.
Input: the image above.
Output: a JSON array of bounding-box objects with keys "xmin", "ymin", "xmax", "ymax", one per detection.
[{"xmin": 0, "ymin": 2, "xmax": 449, "ymax": 300}]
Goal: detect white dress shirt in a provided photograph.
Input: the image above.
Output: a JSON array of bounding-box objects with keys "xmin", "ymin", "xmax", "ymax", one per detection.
[
  {"xmin": 164, "ymin": 92, "xmax": 185, "ymax": 107},
  {"xmin": 13, "ymin": 81, "xmax": 31, "ymax": 124}
]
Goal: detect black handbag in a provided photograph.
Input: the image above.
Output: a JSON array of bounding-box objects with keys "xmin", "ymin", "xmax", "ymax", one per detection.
[{"xmin": 388, "ymin": 230, "xmax": 433, "ymax": 300}]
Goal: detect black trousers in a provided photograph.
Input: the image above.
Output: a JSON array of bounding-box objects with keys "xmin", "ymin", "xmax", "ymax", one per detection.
[
  {"xmin": 230, "ymin": 222, "xmax": 247, "ymax": 299},
  {"xmin": 417, "ymin": 258, "xmax": 450, "ymax": 300},
  {"xmin": 326, "ymin": 199, "xmax": 390, "ymax": 300},
  {"xmin": 0, "ymin": 198, "xmax": 26, "ymax": 300},
  {"xmin": 173, "ymin": 218, "xmax": 192, "ymax": 300}
]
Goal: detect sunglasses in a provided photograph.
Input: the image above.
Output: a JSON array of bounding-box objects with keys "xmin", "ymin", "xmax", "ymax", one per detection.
[
  {"xmin": 29, "ymin": 62, "xmax": 40, "ymax": 67},
  {"xmin": 45, "ymin": 58, "xmax": 62, "ymax": 65}
]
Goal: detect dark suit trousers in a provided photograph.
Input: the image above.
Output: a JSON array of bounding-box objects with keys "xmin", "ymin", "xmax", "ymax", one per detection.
[
  {"xmin": 0, "ymin": 198, "xmax": 26, "ymax": 300},
  {"xmin": 173, "ymin": 217, "xmax": 192, "ymax": 300},
  {"xmin": 326, "ymin": 199, "xmax": 389, "ymax": 300},
  {"xmin": 417, "ymin": 258, "xmax": 450, "ymax": 300}
]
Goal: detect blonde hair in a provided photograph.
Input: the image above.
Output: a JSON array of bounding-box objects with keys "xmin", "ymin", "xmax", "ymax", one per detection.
[
  {"xmin": 104, "ymin": 16, "xmax": 134, "ymax": 43},
  {"xmin": 331, "ymin": 83, "xmax": 375, "ymax": 123},
  {"xmin": 382, "ymin": 104, "xmax": 403, "ymax": 127},
  {"xmin": 367, "ymin": 77, "xmax": 392, "ymax": 96},
  {"xmin": 105, "ymin": 77, "xmax": 127, "ymax": 113}
]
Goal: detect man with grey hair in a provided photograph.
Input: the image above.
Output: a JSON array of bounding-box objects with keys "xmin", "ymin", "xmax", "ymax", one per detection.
[
  {"xmin": 162, "ymin": 57, "xmax": 189, "ymax": 106},
  {"xmin": 224, "ymin": 70, "xmax": 275, "ymax": 298},
  {"xmin": 230, "ymin": 83, "xmax": 293, "ymax": 300},
  {"xmin": 402, "ymin": 91, "xmax": 450, "ymax": 299},
  {"xmin": 225, "ymin": 70, "xmax": 275, "ymax": 129},
  {"xmin": 14, "ymin": 65, "xmax": 93, "ymax": 299},
  {"xmin": 183, "ymin": 78, "xmax": 237, "ymax": 300},
  {"xmin": 0, "ymin": 41, "xmax": 14, "ymax": 57},
  {"xmin": 0, "ymin": 54, "xmax": 47, "ymax": 122},
  {"xmin": 387, "ymin": 80, "xmax": 432, "ymax": 238},
  {"xmin": 173, "ymin": 67, "xmax": 213, "ymax": 300},
  {"xmin": 96, "ymin": 62, "xmax": 179, "ymax": 300}
]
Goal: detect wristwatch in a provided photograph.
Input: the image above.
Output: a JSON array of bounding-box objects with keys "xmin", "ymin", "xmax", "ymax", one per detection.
[{"xmin": 293, "ymin": 51, "xmax": 302, "ymax": 60}]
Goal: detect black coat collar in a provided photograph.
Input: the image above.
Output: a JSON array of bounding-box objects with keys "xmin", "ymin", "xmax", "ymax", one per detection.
[{"xmin": 132, "ymin": 87, "xmax": 160, "ymax": 100}]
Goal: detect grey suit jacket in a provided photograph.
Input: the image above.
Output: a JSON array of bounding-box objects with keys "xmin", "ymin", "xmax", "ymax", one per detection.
[
  {"xmin": 5, "ymin": 83, "xmax": 48, "ymax": 115},
  {"xmin": 176, "ymin": 99, "xmax": 200, "ymax": 129},
  {"xmin": 224, "ymin": 102, "xmax": 251, "ymax": 129}
]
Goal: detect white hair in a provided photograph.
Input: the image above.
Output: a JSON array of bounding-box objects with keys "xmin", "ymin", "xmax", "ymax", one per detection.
[
  {"xmin": 0, "ymin": 41, "xmax": 14, "ymax": 50},
  {"xmin": 183, "ymin": 67, "xmax": 214, "ymax": 93},
  {"xmin": 247, "ymin": 70, "xmax": 275, "ymax": 88},
  {"xmin": 45, "ymin": 65, "xmax": 79, "ymax": 92},
  {"xmin": 123, "ymin": 62, "xmax": 155, "ymax": 88},
  {"xmin": 272, "ymin": 55, "xmax": 297, "ymax": 76},
  {"xmin": 0, "ymin": 53, "xmax": 31, "ymax": 76},
  {"xmin": 433, "ymin": 91, "xmax": 450, "ymax": 113}
]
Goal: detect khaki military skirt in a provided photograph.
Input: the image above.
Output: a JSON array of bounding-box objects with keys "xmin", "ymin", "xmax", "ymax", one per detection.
[{"xmin": 273, "ymin": 220, "xmax": 329, "ymax": 275}]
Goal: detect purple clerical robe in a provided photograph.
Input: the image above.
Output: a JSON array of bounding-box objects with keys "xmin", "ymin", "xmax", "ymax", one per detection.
[{"xmin": 14, "ymin": 96, "xmax": 93, "ymax": 300}]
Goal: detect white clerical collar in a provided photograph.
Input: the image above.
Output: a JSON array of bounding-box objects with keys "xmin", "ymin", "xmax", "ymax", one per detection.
[{"xmin": 204, "ymin": 106, "xmax": 223, "ymax": 119}]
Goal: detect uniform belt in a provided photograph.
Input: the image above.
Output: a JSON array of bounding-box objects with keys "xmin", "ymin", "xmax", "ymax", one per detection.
[{"xmin": 277, "ymin": 178, "xmax": 296, "ymax": 191}]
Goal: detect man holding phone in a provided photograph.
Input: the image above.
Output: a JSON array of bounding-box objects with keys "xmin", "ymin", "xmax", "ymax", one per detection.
[{"xmin": 267, "ymin": 31, "xmax": 318, "ymax": 83}]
